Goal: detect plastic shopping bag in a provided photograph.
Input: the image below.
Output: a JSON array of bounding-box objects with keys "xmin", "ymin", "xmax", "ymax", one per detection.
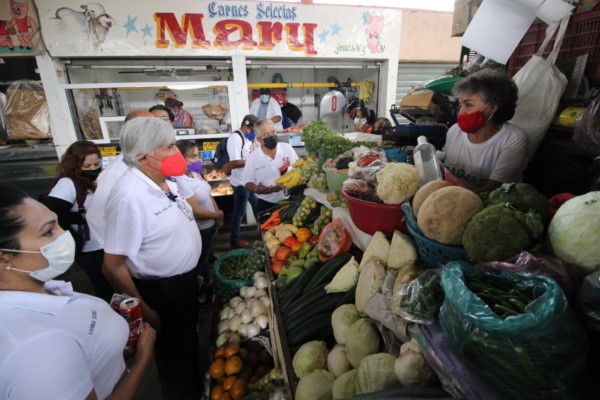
[
  {"xmin": 510, "ymin": 16, "xmax": 569, "ymax": 159},
  {"xmin": 573, "ymin": 94, "xmax": 600, "ymax": 155}
]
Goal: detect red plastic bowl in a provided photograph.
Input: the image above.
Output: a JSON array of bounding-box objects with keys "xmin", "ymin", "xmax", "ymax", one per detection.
[{"xmin": 342, "ymin": 189, "xmax": 408, "ymax": 237}]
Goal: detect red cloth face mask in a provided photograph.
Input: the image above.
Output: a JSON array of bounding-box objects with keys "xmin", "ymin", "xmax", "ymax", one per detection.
[
  {"xmin": 146, "ymin": 151, "xmax": 187, "ymax": 176},
  {"xmin": 457, "ymin": 109, "xmax": 486, "ymax": 133}
]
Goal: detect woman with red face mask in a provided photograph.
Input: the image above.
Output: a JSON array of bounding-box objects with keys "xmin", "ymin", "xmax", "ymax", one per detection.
[{"xmin": 443, "ymin": 68, "xmax": 528, "ymax": 193}]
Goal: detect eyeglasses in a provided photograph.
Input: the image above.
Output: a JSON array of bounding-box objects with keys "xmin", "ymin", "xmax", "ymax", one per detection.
[
  {"xmin": 261, "ymin": 130, "xmax": 276, "ymax": 138},
  {"xmin": 165, "ymin": 191, "xmax": 194, "ymax": 221}
]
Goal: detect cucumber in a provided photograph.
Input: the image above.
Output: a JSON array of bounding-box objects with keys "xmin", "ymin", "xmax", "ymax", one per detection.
[
  {"xmin": 281, "ymin": 283, "xmax": 328, "ymax": 318},
  {"xmin": 335, "ymin": 285, "xmax": 356, "ymax": 307},
  {"xmin": 286, "ymin": 311, "xmax": 334, "ymax": 348},
  {"xmin": 303, "ymin": 252, "xmax": 352, "ymax": 294},
  {"xmin": 283, "ymin": 291, "xmax": 344, "ymax": 332},
  {"xmin": 278, "ymin": 263, "xmax": 321, "ymax": 313}
]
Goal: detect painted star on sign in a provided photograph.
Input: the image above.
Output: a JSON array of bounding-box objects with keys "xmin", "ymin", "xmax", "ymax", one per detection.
[
  {"xmin": 123, "ymin": 15, "xmax": 138, "ymax": 37},
  {"xmin": 318, "ymin": 30, "xmax": 329, "ymax": 43},
  {"xmin": 141, "ymin": 23, "xmax": 153, "ymax": 38},
  {"xmin": 331, "ymin": 23, "xmax": 341, "ymax": 36}
]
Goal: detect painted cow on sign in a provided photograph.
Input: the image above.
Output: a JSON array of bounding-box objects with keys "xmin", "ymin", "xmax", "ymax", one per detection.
[{"xmin": 55, "ymin": 3, "xmax": 115, "ymax": 50}]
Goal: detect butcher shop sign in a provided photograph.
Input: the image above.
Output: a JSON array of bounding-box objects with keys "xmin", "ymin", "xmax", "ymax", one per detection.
[{"xmin": 34, "ymin": 0, "xmax": 401, "ymax": 59}]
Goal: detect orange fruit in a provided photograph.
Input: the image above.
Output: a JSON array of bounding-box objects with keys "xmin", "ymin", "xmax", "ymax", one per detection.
[
  {"xmin": 223, "ymin": 375, "xmax": 238, "ymax": 391},
  {"xmin": 224, "ymin": 342, "xmax": 240, "ymax": 358},
  {"xmin": 211, "ymin": 385, "xmax": 225, "ymax": 400},
  {"xmin": 231, "ymin": 379, "xmax": 248, "ymax": 400},
  {"xmin": 215, "ymin": 346, "xmax": 226, "ymax": 359},
  {"xmin": 218, "ymin": 391, "xmax": 232, "ymax": 400},
  {"xmin": 225, "ymin": 355, "xmax": 243, "ymax": 376},
  {"xmin": 209, "ymin": 358, "xmax": 226, "ymax": 380}
]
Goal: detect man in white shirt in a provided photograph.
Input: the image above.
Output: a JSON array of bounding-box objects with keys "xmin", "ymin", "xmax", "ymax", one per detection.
[
  {"xmin": 86, "ymin": 110, "xmax": 156, "ymax": 246},
  {"xmin": 243, "ymin": 118, "xmax": 298, "ymax": 214},
  {"xmin": 222, "ymin": 114, "xmax": 259, "ymax": 249},
  {"xmin": 249, "ymin": 88, "xmax": 284, "ymax": 131}
]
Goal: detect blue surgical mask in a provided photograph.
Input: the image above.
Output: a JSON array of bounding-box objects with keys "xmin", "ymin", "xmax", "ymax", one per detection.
[
  {"xmin": 188, "ymin": 160, "xmax": 203, "ymax": 173},
  {"xmin": 260, "ymin": 95, "xmax": 269, "ymax": 103},
  {"xmin": 1, "ymin": 231, "xmax": 75, "ymax": 282},
  {"xmin": 245, "ymin": 131, "xmax": 256, "ymax": 141}
]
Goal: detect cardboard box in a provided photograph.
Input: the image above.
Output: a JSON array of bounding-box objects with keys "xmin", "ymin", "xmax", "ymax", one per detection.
[
  {"xmin": 399, "ymin": 90, "xmax": 437, "ymax": 113},
  {"xmin": 452, "ymin": 0, "xmax": 483, "ymax": 37}
]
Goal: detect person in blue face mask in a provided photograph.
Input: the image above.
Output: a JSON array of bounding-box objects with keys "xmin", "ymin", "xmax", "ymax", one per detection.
[
  {"xmin": 249, "ymin": 88, "xmax": 284, "ymax": 132},
  {"xmin": 0, "ymin": 186, "xmax": 156, "ymax": 400},
  {"xmin": 222, "ymin": 114, "xmax": 260, "ymax": 249}
]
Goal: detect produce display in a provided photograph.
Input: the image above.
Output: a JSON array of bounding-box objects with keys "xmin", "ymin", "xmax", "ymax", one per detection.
[{"xmin": 219, "ymin": 242, "xmax": 267, "ymax": 281}]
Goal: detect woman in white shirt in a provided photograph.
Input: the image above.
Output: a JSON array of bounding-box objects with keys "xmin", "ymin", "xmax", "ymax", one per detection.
[
  {"xmin": 175, "ymin": 140, "xmax": 224, "ymax": 298},
  {"xmin": 0, "ymin": 186, "xmax": 155, "ymax": 400},
  {"xmin": 44, "ymin": 141, "xmax": 113, "ymax": 302}
]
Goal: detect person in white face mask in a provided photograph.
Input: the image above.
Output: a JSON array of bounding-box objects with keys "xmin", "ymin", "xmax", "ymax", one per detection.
[
  {"xmin": 249, "ymin": 88, "xmax": 284, "ymax": 131},
  {"xmin": 0, "ymin": 186, "xmax": 156, "ymax": 400}
]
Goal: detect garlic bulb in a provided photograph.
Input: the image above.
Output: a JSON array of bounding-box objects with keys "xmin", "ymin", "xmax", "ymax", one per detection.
[
  {"xmin": 256, "ymin": 314, "xmax": 268, "ymax": 330},
  {"xmin": 246, "ymin": 323, "xmax": 261, "ymax": 338},
  {"xmin": 240, "ymin": 309, "xmax": 253, "ymax": 324},
  {"xmin": 254, "ymin": 276, "xmax": 269, "ymax": 290}
]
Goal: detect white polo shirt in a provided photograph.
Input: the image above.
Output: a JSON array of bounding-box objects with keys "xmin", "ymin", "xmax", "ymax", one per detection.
[
  {"xmin": 48, "ymin": 177, "xmax": 102, "ymax": 253},
  {"xmin": 104, "ymin": 168, "xmax": 202, "ymax": 279},
  {"xmin": 0, "ymin": 281, "xmax": 128, "ymax": 400},
  {"xmin": 227, "ymin": 130, "xmax": 254, "ymax": 187},
  {"xmin": 87, "ymin": 155, "xmax": 128, "ymax": 247},
  {"xmin": 249, "ymin": 98, "xmax": 284, "ymax": 131},
  {"xmin": 175, "ymin": 173, "xmax": 216, "ymax": 231},
  {"xmin": 242, "ymin": 142, "xmax": 298, "ymax": 203}
]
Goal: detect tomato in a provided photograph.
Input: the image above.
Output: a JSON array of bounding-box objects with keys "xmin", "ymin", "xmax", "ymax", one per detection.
[
  {"xmin": 225, "ymin": 356, "xmax": 243, "ymax": 376},
  {"xmin": 209, "ymin": 358, "xmax": 226, "ymax": 380}
]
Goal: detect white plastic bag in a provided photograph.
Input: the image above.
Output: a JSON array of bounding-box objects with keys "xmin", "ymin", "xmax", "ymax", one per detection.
[{"xmin": 510, "ymin": 16, "xmax": 569, "ymax": 159}]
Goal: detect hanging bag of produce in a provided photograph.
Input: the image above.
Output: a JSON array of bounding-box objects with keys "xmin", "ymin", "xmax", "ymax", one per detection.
[
  {"xmin": 439, "ymin": 261, "xmax": 588, "ymax": 400},
  {"xmin": 509, "ymin": 15, "xmax": 570, "ymax": 159}
]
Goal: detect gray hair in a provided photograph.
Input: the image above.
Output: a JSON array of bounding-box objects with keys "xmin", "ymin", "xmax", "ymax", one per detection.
[
  {"xmin": 120, "ymin": 117, "xmax": 176, "ymax": 168},
  {"xmin": 254, "ymin": 118, "xmax": 275, "ymax": 137}
]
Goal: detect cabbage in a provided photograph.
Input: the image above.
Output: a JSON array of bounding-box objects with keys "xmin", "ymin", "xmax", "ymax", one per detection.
[
  {"xmin": 331, "ymin": 304, "xmax": 361, "ymax": 345},
  {"xmin": 293, "ymin": 340, "xmax": 329, "ymax": 378},
  {"xmin": 356, "ymin": 353, "xmax": 400, "ymax": 394},
  {"xmin": 295, "ymin": 369, "xmax": 335, "ymax": 400},
  {"xmin": 332, "ymin": 369, "xmax": 358, "ymax": 400},
  {"xmin": 327, "ymin": 344, "xmax": 351, "ymax": 378},
  {"xmin": 355, "ymin": 259, "xmax": 386, "ymax": 315},
  {"xmin": 548, "ymin": 191, "xmax": 600, "ymax": 273},
  {"xmin": 394, "ymin": 338, "xmax": 437, "ymax": 387},
  {"xmin": 345, "ymin": 318, "xmax": 381, "ymax": 368}
]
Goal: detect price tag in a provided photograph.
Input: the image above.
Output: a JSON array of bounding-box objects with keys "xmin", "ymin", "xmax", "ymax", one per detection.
[
  {"xmin": 99, "ymin": 146, "xmax": 117, "ymax": 157},
  {"xmin": 203, "ymin": 141, "xmax": 219, "ymax": 151}
]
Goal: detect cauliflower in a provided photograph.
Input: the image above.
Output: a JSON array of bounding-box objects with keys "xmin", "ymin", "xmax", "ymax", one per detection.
[
  {"xmin": 462, "ymin": 203, "xmax": 544, "ymax": 262},
  {"xmin": 485, "ymin": 183, "xmax": 550, "ymax": 224},
  {"xmin": 375, "ymin": 163, "xmax": 419, "ymax": 204}
]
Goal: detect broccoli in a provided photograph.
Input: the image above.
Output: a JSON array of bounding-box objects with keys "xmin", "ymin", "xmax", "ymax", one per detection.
[
  {"xmin": 462, "ymin": 203, "xmax": 543, "ymax": 262},
  {"xmin": 485, "ymin": 183, "xmax": 550, "ymax": 224}
]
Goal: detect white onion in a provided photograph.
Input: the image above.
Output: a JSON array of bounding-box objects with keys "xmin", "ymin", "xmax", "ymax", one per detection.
[
  {"xmin": 245, "ymin": 286, "xmax": 257, "ymax": 299},
  {"xmin": 229, "ymin": 315, "xmax": 241, "ymax": 332},
  {"xmin": 216, "ymin": 332, "xmax": 231, "ymax": 347},
  {"xmin": 246, "ymin": 323, "xmax": 261, "ymax": 338},
  {"xmin": 250, "ymin": 301, "xmax": 267, "ymax": 318},
  {"xmin": 255, "ymin": 289, "xmax": 268, "ymax": 298},
  {"xmin": 234, "ymin": 301, "xmax": 246, "ymax": 315},
  {"xmin": 217, "ymin": 320, "xmax": 229, "ymax": 334},
  {"xmin": 253, "ymin": 271, "xmax": 266, "ymax": 281},
  {"xmin": 229, "ymin": 296, "xmax": 243, "ymax": 308},
  {"xmin": 238, "ymin": 323, "xmax": 248, "ymax": 337},
  {"xmin": 256, "ymin": 314, "xmax": 268, "ymax": 330},
  {"xmin": 260, "ymin": 296, "xmax": 271, "ymax": 308},
  {"xmin": 240, "ymin": 309, "xmax": 253, "ymax": 324},
  {"xmin": 229, "ymin": 333, "xmax": 241, "ymax": 344},
  {"xmin": 254, "ymin": 276, "xmax": 269, "ymax": 290}
]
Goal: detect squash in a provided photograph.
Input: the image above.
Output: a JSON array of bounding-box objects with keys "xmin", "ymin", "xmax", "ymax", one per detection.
[{"xmin": 412, "ymin": 180, "xmax": 454, "ymax": 216}]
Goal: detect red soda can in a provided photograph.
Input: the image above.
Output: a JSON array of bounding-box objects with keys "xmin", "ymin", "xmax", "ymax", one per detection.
[{"xmin": 118, "ymin": 297, "xmax": 143, "ymax": 349}]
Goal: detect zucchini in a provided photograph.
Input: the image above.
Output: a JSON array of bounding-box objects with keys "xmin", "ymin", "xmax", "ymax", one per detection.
[
  {"xmin": 284, "ymin": 291, "xmax": 344, "ymax": 332},
  {"xmin": 335, "ymin": 285, "xmax": 356, "ymax": 308},
  {"xmin": 281, "ymin": 283, "xmax": 328, "ymax": 317},
  {"xmin": 286, "ymin": 311, "xmax": 334, "ymax": 348},
  {"xmin": 278, "ymin": 264, "xmax": 321, "ymax": 312},
  {"xmin": 303, "ymin": 252, "xmax": 352, "ymax": 294}
]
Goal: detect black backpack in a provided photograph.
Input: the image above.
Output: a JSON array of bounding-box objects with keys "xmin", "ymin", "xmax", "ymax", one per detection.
[{"xmin": 212, "ymin": 130, "xmax": 244, "ymax": 171}]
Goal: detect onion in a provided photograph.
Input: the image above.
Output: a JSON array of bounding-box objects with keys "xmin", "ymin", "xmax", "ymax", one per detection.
[
  {"xmin": 229, "ymin": 315, "xmax": 241, "ymax": 332},
  {"xmin": 234, "ymin": 302, "xmax": 246, "ymax": 315},
  {"xmin": 250, "ymin": 301, "xmax": 267, "ymax": 318},
  {"xmin": 253, "ymin": 271, "xmax": 266, "ymax": 281},
  {"xmin": 255, "ymin": 289, "xmax": 268, "ymax": 298},
  {"xmin": 256, "ymin": 314, "xmax": 268, "ymax": 330},
  {"xmin": 216, "ymin": 332, "xmax": 231, "ymax": 347},
  {"xmin": 238, "ymin": 323, "xmax": 248, "ymax": 337},
  {"xmin": 240, "ymin": 309, "xmax": 253, "ymax": 324},
  {"xmin": 246, "ymin": 323, "xmax": 261, "ymax": 338},
  {"xmin": 245, "ymin": 286, "xmax": 257, "ymax": 299},
  {"xmin": 260, "ymin": 296, "xmax": 271, "ymax": 308},
  {"xmin": 229, "ymin": 296, "xmax": 243, "ymax": 308},
  {"xmin": 218, "ymin": 320, "xmax": 229, "ymax": 334},
  {"xmin": 254, "ymin": 276, "xmax": 269, "ymax": 290}
]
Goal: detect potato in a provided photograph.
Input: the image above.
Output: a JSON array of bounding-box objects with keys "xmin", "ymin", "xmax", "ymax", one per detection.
[{"xmin": 417, "ymin": 186, "xmax": 483, "ymax": 245}]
